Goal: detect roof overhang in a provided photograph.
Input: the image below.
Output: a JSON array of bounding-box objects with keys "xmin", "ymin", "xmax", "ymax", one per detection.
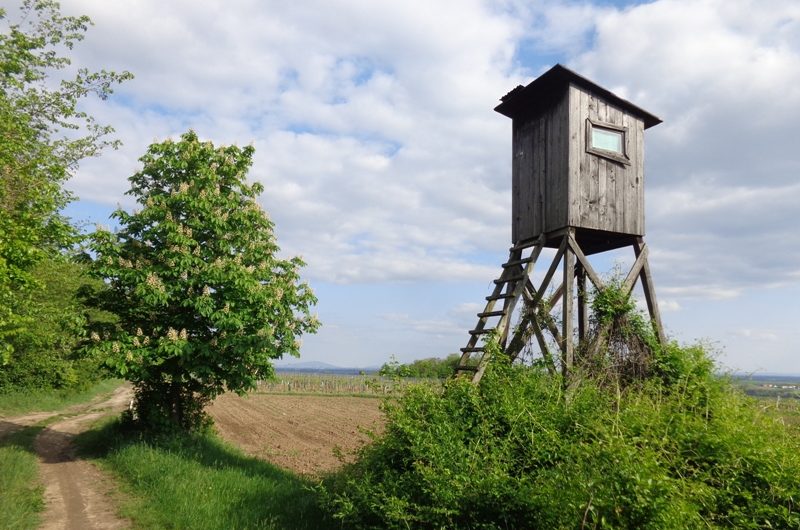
[{"xmin": 495, "ymin": 64, "xmax": 662, "ymax": 129}]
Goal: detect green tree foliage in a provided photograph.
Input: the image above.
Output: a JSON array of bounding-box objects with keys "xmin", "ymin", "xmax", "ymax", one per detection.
[
  {"xmin": 0, "ymin": 257, "xmax": 114, "ymax": 391},
  {"xmin": 379, "ymin": 354, "xmax": 460, "ymax": 379},
  {"xmin": 321, "ymin": 345, "xmax": 800, "ymax": 529},
  {"xmin": 87, "ymin": 131, "xmax": 320, "ymax": 431},
  {"xmin": 0, "ymin": 0, "xmax": 131, "ymax": 363}
]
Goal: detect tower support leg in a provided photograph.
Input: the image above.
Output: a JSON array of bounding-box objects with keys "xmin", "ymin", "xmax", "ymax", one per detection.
[
  {"xmin": 458, "ymin": 231, "xmax": 666, "ymax": 383},
  {"xmin": 562, "ymin": 238, "xmax": 575, "ymax": 375},
  {"xmin": 577, "ymin": 263, "xmax": 588, "ymax": 345},
  {"xmin": 634, "ymin": 237, "xmax": 667, "ymax": 346}
]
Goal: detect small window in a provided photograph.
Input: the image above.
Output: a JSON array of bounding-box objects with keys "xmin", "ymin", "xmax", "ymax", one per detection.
[
  {"xmin": 586, "ymin": 119, "xmax": 629, "ymax": 165},
  {"xmin": 591, "ymin": 127, "xmax": 623, "ymax": 153}
]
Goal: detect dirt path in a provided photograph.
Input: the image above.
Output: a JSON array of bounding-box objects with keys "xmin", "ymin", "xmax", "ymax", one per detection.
[
  {"xmin": 209, "ymin": 393, "xmax": 384, "ymax": 475},
  {"xmin": 1, "ymin": 388, "xmax": 384, "ymax": 526},
  {"xmin": 0, "ymin": 384, "xmax": 133, "ymax": 530}
]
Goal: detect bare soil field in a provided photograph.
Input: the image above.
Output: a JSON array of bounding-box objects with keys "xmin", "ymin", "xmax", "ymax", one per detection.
[{"xmin": 208, "ymin": 393, "xmax": 385, "ymax": 476}]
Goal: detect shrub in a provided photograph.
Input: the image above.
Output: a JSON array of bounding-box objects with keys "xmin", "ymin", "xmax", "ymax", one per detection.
[
  {"xmin": 320, "ymin": 345, "xmax": 800, "ymax": 529},
  {"xmin": 379, "ymin": 354, "xmax": 461, "ymax": 379}
]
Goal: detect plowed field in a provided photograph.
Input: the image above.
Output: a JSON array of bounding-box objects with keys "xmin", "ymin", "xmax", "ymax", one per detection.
[{"xmin": 208, "ymin": 393, "xmax": 384, "ymax": 476}]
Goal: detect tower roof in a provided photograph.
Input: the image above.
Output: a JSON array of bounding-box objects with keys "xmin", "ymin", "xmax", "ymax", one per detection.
[{"xmin": 495, "ymin": 64, "xmax": 662, "ymax": 129}]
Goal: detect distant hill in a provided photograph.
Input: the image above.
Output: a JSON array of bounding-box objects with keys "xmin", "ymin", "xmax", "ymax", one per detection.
[{"xmin": 274, "ymin": 360, "xmax": 380, "ymax": 375}]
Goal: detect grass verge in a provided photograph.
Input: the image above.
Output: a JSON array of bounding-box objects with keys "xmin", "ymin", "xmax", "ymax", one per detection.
[
  {"xmin": 77, "ymin": 419, "xmax": 334, "ymax": 530},
  {"xmin": 0, "ymin": 379, "xmax": 123, "ymax": 416},
  {"xmin": 0, "ymin": 426, "xmax": 45, "ymax": 530}
]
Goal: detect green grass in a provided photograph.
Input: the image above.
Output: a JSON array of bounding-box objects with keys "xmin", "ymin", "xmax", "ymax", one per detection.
[
  {"xmin": 77, "ymin": 420, "xmax": 334, "ymax": 530},
  {"xmin": 0, "ymin": 379, "xmax": 124, "ymax": 528},
  {"xmin": 0, "ymin": 426, "xmax": 45, "ymax": 530},
  {"xmin": 0, "ymin": 379, "xmax": 123, "ymax": 416},
  {"xmin": 752, "ymin": 395, "xmax": 800, "ymax": 427}
]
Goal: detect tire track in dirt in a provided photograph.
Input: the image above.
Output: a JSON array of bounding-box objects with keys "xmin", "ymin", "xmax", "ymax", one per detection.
[
  {"xmin": 36, "ymin": 384, "xmax": 133, "ymax": 530},
  {"xmin": 1, "ymin": 384, "xmax": 133, "ymax": 530},
  {"xmin": 208, "ymin": 393, "xmax": 384, "ymax": 476}
]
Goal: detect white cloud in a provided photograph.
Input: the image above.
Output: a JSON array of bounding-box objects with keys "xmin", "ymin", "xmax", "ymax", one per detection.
[
  {"xmin": 379, "ymin": 312, "xmax": 464, "ymax": 338},
  {"xmin": 659, "ymin": 299, "xmax": 681, "ymax": 312},
  {"xmin": 733, "ymin": 328, "xmax": 780, "ymax": 342},
  {"xmin": 449, "ymin": 302, "xmax": 483, "ymax": 318},
  {"xmin": 660, "ymin": 285, "xmax": 742, "ymax": 300},
  {"xmin": 61, "ymin": 0, "xmax": 800, "ymax": 294},
  {"xmin": 28, "ymin": 0, "xmax": 800, "ymax": 370},
  {"xmin": 59, "ymin": 0, "xmax": 524, "ymax": 285},
  {"xmin": 531, "ymin": 0, "xmax": 800, "ymax": 299}
]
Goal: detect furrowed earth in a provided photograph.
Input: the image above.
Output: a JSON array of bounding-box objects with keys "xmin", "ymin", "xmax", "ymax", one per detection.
[{"xmin": 209, "ymin": 392, "xmax": 384, "ymax": 475}]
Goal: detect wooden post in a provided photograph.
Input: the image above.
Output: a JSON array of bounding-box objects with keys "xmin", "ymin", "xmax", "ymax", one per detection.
[
  {"xmin": 562, "ymin": 234, "xmax": 575, "ymax": 376},
  {"xmin": 634, "ymin": 237, "xmax": 667, "ymax": 346},
  {"xmin": 577, "ymin": 263, "xmax": 587, "ymax": 344}
]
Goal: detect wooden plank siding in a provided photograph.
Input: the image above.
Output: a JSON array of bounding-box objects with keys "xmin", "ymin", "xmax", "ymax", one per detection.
[
  {"xmin": 569, "ymin": 84, "xmax": 645, "ymax": 237},
  {"xmin": 511, "ymin": 83, "xmax": 645, "ymax": 245},
  {"xmin": 511, "ymin": 91, "xmax": 569, "ymax": 242}
]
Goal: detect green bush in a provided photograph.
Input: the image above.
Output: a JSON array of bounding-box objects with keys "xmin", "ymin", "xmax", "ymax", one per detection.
[
  {"xmin": 379, "ymin": 354, "xmax": 461, "ymax": 379},
  {"xmin": 321, "ymin": 345, "xmax": 800, "ymax": 529},
  {"xmin": 0, "ymin": 258, "xmax": 113, "ymax": 392}
]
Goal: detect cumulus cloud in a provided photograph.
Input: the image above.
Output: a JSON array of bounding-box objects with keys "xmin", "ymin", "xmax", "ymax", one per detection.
[
  {"xmin": 541, "ymin": 0, "xmax": 800, "ymax": 296},
  {"xmin": 34, "ymin": 0, "xmax": 800, "ymax": 369},
  {"xmin": 734, "ymin": 328, "xmax": 779, "ymax": 342},
  {"xmin": 59, "ymin": 0, "xmax": 525, "ymax": 284},
  {"xmin": 60, "ymin": 0, "xmax": 800, "ymax": 293}
]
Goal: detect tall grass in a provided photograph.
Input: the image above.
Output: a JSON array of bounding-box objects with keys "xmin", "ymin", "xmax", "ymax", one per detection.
[
  {"xmin": 0, "ymin": 379, "xmax": 123, "ymax": 416},
  {"xmin": 77, "ymin": 420, "xmax": 334, "ymax": 530},
  {"xmin": 0, "ymin": 426, "xmax": 44, "ymax": 530}
]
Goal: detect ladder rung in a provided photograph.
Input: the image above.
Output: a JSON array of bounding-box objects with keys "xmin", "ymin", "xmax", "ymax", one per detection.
[
  {"xmin": 469, "ymin": 328, "xmax": 495, "ymax": 335},
  {"xmin": 494, "ymin": 274, "xmax": 525, "ymax": 284},
  {"xmin": 486, "ymin": 294, "xmax": 515, "ymax": 301},
  {"xmin": 456, "ymin": 365, "xmax": 479, "ymax": 372},
  {"xmin": 503, "ymin": 257, "xmax": 533, "ymax": 268},
  {"xmin": 477, "ymin": 310, "xmax": 504, "ymax": 318},
  {"xmin": 460, "ymin": 347, "xmax": 484, "ymax": 353}
]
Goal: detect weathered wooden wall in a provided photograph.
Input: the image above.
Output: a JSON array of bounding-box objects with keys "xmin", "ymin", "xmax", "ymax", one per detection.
[
  {"xmin": 511, "ymin": 91, "xmax": 569, "ymax": 242},
  {"xmin": 567, "ymin": 84, "xmax": 644, "ymax": 236},
  {"xmin": 511, "ymin": 83, "xmax": 645, "ymax": 245}
]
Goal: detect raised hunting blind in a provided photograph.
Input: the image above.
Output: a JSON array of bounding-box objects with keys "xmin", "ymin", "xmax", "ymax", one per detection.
[{"xmin": 456, "ymin": 64, "xmax": 666, "ymax": 383}]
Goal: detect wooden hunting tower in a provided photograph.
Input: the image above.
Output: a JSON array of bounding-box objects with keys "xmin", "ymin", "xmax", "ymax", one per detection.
[{"xmin": 456, "ymin": 65, "xmax": 666, "ymax": 382}]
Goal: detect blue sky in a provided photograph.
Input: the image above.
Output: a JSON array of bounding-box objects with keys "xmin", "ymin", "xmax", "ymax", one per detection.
[{"xmin": 10, "ymin": 0, "xmax": 799, "ymax": 372}]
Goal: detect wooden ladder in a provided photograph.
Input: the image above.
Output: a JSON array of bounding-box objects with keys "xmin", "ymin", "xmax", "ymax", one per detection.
[
  {"xmin": 454, "ymin": 238, "xmax": 543, "ymax": 383},
  {"xmin": 454, "ymin": 231, "xmax": 667, "ymax": 384}
]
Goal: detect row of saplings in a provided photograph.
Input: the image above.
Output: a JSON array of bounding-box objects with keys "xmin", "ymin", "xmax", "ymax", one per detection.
[{"xmin": 318, "ymin": 288, "xmax": 800, "ymax": 529}]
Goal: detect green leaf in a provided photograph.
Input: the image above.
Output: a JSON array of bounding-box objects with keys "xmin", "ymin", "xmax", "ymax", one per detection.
[{"xmin": 86, "ymin": 131, "xmax": 319, "ymax": 432}]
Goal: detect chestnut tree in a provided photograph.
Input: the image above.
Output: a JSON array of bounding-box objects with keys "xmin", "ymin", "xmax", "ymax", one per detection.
[{"xmin": 87, "ymin": 131, "xmax": 319, "ymax": 430}]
